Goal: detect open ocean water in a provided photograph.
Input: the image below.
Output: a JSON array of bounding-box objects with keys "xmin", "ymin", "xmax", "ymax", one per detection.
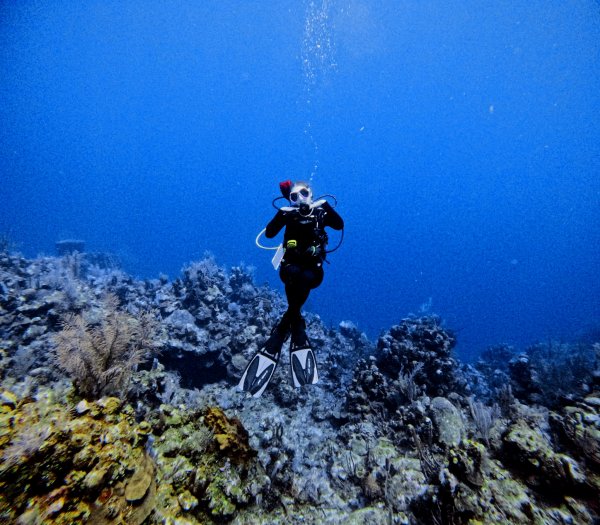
[{"xmin": 1, "ymin": 1, "xmax": 599, "ymax": 360}]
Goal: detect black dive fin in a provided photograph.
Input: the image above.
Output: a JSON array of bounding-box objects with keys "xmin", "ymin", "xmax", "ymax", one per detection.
[
  {"xmin": 237, "ymin": 351, "xmax": 279, "ymax": 398},
  {"xmin": 290, "ymin": 346, "xmax": 319, "ymax": 387}
]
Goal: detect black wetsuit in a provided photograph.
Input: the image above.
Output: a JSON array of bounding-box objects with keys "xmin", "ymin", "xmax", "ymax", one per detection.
[
  {"xmin": 265, "ymin": 201, "xmax": 344, "ymax": 342},
  {"xmin": 237, "ymin": 198, "xmax": 344, "ymax": 397}
]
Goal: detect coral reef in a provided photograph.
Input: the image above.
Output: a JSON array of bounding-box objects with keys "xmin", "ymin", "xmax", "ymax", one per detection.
[
  {"xmin": 203, "ymin": 406, "xmax": 257, "ymax": 464},
  {"xmin": 344, "ymin": 316, "xmax": 467, "ymax": 422},
  {"xmin": 160, "ymin": 257, "xmax": 289, "ymax": 388},
  {"xmin": 376, "ymin": 316, "xmax": 461, "ymax": 397},
  {"xmin": 146, "ymin": 403, "xmax": 269, "ymax": 522},
  {"xmin": 0, "ymin": 387, "xmax": 156, "ymax": 524},
  {"xmin": 476, "ymin": 340, "xmax": 597, "ymax": 409},
  {"xmin": 0, "ymin": 386, "xmax": 271, "ymax": 524},
  {"xmin": 0, "ymin": 249, "xmax": 599, "ymax": 523}
]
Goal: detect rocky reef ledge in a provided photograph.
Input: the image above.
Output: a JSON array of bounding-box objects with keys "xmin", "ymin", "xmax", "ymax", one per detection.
[{"xmin": 0, "ymin": 250, "xmax": 598, "ymax": 524}]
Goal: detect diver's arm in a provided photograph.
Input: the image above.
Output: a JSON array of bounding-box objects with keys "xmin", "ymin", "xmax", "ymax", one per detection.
[
  {"xmin": 265, "ymin": 210, "xmax": 287, "ymax": 238},
  {"xmin": 322, "ymin": 201, "xmax": 344, "ymax": 230}
]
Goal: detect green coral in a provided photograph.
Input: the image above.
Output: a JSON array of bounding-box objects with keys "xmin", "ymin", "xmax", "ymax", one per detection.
[
  {"xmin": 413, "ymin": 432, "xmax": 595, "ymax": 525},
  {"xmin": 448, "ymin": 439, "xmax": 486, "ymax": 487},
  {"xmin": 553, "ymin": 398, "xmax": 600, "ymax": 469},
  {"xmin": 503, "ymin": 419, "xmax": 586, "ymax": 491},
  {"xmin": 0, "ymin": 389, "xmax": 269, "ymax": 524},
  {"xmin": 149, "ymin": 403, "xmax": 268, "ymax": 523}
]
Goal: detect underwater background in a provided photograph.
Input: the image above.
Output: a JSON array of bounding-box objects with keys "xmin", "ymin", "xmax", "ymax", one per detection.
[
  {"xmin": 1, "ymin": 2, "xmax": 599, "ymax": 356},
  {"xmin": 2, "ymin": 3, "xmax": 600, "ymax": 524}
]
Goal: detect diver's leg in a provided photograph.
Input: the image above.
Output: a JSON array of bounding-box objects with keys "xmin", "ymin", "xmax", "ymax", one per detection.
[
  {"xmin": 281, "ymin": 264, "xmax": 323, "ymax": 317},
  {"xmin": 284, "ymin": 284, "xmax": 310, "ymax": 320},
  {"xmin": 286, "ymin": 267, "xmax": 322, "ymax": 387},
  {"xmin": 290, "ymin": 315, "xmax": 309, "ymax": 348},
  {"xmin": 262, "ymin": 312, "xmax": 291, "ymax": 358}
]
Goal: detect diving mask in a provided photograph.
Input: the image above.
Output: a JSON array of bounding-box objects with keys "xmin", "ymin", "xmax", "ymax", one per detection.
[{"xmin": 290, "ymin": 185, "xmax": 313, "ymax": 206}]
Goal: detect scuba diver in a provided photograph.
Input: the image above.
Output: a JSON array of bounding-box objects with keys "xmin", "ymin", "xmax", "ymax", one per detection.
[{"xmin": 238, "ymin": 180, "xmax": 344, "ymax": 397}]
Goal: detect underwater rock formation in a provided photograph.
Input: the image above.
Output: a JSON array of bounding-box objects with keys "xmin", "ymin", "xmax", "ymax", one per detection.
[
  {"xmin": 0, "ymin": 386, "xmax": 272, "ymax": 524},
  {"xmin": 340, "ymin": 315, "xmax": 599, "ymax": 523},
  {"xmin": 377, "ymin": 316, "xmax": 467, "ymax": 397},
  {"xmin": 159, "ymin": 258, "xmax": 290, "ymax": 388},
  {"xmin": 146, "ymin": 403, "xmax": 269, "ymax": 522}
]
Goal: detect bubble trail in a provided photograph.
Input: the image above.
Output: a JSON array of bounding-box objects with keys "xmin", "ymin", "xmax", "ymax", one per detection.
[{"xmin": 301, "ymin": 0, "xmax": 336, "ymax": 184}]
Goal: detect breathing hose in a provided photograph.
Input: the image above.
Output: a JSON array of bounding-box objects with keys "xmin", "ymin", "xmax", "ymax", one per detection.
[{"xmin": 255, "ymin": 229, "xmax": 280, "ymax": 250}]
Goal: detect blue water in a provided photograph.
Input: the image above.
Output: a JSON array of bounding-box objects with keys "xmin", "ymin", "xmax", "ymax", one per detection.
[{"xmin": 1, "ymin": 1, "xmax": 599, "ymax": 360}]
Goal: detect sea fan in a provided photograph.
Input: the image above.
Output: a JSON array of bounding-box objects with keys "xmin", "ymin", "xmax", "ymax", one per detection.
[{"xmin": 53, "ymin": 293, "xmax": 159, "ymax": 399}]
